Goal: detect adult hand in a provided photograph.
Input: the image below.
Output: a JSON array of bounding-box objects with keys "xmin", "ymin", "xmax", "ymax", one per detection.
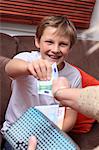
[
  {"xmin": 52, "ymin": 77, "xmax": 70, "ymax": 97},
  {"xmin": 52, "ymin": 77, "xmax": 81, "ymax": 108},
  {"xmin": 28, "ymin": 136, "xmax": 37, "ymax": 150}
]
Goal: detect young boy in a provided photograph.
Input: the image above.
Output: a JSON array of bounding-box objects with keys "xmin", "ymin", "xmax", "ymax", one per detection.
[{"xmin": 2, "ymin": 16, "xmax": 82, "ymax": 135}]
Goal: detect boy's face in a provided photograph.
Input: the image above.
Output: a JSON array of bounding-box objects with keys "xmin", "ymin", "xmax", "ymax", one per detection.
[{"xmin": 35, "ymin": 27, "xmax": 70, "ymax": 65}]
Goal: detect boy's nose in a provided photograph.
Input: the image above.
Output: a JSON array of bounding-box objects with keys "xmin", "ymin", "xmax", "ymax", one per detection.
[{"xmin": 52, "ymin": 45, "xmax": 60, "ymax": 53}]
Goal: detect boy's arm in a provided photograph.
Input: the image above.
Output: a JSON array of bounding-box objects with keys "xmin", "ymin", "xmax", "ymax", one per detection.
[
  {"xmin": 5, "ymin": 58, "xmax": 30, "ymax": 79},
  {"xmin": 5, "ymin": 58, "xmax": 52, "ymax": 80},
  {"xmin": 62, "ymin": 108, "xmax": 77, "ymax": 132}
]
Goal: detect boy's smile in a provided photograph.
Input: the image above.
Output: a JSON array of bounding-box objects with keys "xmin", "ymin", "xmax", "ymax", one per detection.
[{"xmin": 35, "ymin": 27, "xmax": 70, "ymax": 66}]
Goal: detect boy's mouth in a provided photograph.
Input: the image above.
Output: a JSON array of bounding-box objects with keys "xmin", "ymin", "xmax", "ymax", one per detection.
[{"xmin": 47, "ymin": 54, "xmax": 61, "ymax": 60}]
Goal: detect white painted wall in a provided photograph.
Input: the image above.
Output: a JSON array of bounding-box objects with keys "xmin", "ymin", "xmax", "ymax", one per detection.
[
  {"xmin": 80, "ymin": 0, "xmax": 99, "ymax": 41},
  {"xmin": 89, "ymin": 0, "xmax": 99, "ymax": 41},
  {"xmin": 0, "ymin": 22, "xmax": 36, "ymax": 36},
  {"xmin": 0, "ymin": 21, "xmax": 84, "ymax": 39}
]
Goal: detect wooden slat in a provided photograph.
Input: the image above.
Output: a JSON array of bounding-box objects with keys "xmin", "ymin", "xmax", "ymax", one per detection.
[
  {"xmin": 1, "ymin": 3, "xmax": 93, "ymax": 14},
  {"xmin": 0, "ymin": 1, "xmax": 94, "ymax": 12},
  {"xmin": 0, "ymin": 1, "xmax": 95, "ymax": 15},
  {"xmin": 0, "ymin": 0, "xmax": 96, "ymax": 29},
  {"xmin": 0, "ymin": 6, "xmax": 91, "ymax": 21}
]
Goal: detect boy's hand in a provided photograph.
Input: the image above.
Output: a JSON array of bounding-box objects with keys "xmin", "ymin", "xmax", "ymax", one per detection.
[{"xmin": 27, "ymin": 59, "xmax": 52, "ymax": 80}]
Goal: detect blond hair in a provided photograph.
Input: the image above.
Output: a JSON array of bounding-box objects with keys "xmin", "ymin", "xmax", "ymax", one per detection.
[{"xmin": 36, "ymin": 15, "xmax": 77, "ymax": 48}]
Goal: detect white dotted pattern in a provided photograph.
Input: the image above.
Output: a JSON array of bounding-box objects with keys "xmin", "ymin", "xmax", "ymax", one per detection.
[{"xmin": 4, "ymin": 107, "xmax": 78, "ymax": 150}]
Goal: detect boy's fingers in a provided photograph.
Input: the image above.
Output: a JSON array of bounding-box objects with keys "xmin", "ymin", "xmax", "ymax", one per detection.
[
  {"xmin": 46, "ymin": 62, "xmax": 52, "ymax": 80},
  {"xmin": 27, "ymin": 63, "xmax": 38, "ymax": 77},
  {"xmin": 28, "ymin": 59, "xmax": 52, "ymax": 80},
  {"xmin": 39, "ymin": 59, "xmax": 52, "ymax": 80},
  {"xmin": 28, "ymin": 136, "xmax": 37, "ymax": 150},
  {"xmin": 38, "ymin": 60, "xmax": 47, "ymax": 80}
]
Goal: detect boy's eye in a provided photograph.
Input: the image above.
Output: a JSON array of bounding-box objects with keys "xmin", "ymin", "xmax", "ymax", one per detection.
[
  {"xmin": 60, "ymin": 43, "xmax": 68, "ymax": 47},
  {"xmin": 45, "ymin": 40, "xmax": 53, "ymax": 44}
]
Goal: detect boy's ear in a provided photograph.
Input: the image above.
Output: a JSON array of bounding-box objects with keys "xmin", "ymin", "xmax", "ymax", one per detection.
[{"xmin": 35, "ymin": 37, "xmax": 40, "ymax": 48}]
